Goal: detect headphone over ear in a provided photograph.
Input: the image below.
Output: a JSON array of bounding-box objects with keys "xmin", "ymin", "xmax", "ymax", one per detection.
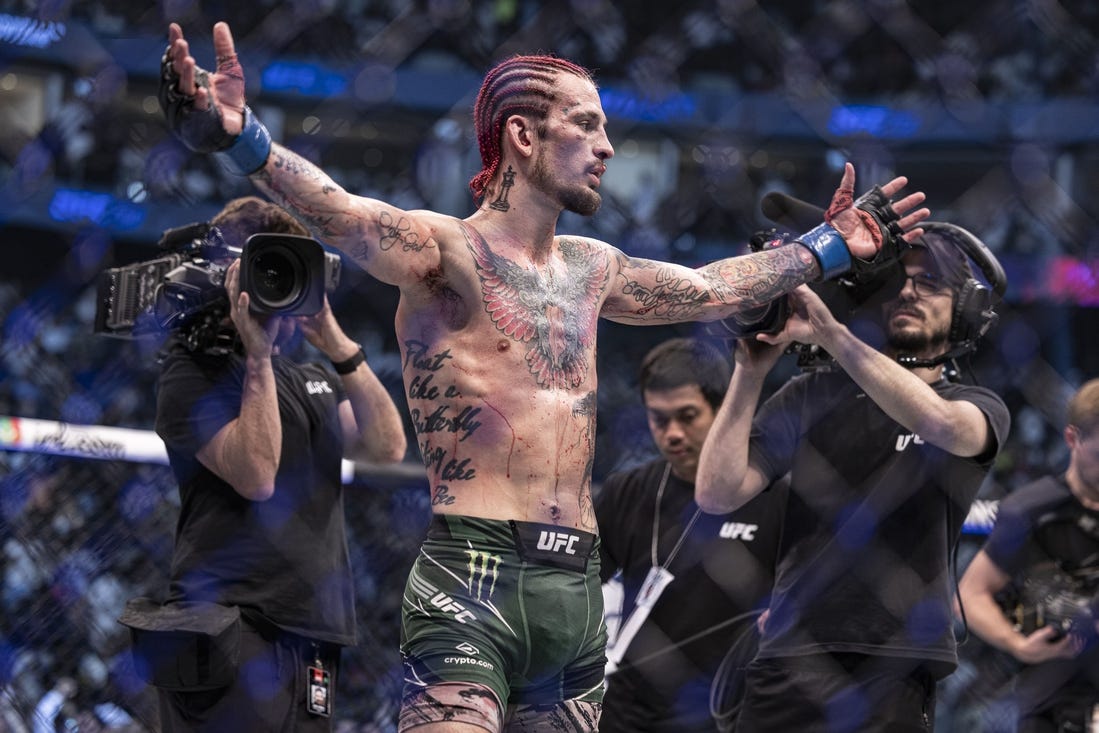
[{"xmin": 918, "ymin": 222, "xmax": 1007, "ymax": 350}]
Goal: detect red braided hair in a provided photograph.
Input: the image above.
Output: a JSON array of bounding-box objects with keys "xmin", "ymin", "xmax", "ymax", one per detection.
[{"xmin": 469, "ymin": 54, "xmax": 595, "ymax": 202}]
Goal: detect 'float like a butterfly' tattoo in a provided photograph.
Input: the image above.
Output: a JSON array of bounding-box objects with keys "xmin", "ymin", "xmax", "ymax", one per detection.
[{"xmin": 464, "ymin": 225, "xmax": 607, "ymax": 390}]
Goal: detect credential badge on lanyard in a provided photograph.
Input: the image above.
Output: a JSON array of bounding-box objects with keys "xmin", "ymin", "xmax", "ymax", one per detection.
[{"xmin": 605, "ymin": 464, "xmax": 701, "ymax": 673}]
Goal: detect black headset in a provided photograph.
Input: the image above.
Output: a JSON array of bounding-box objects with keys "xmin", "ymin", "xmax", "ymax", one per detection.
[
  {"xmin": 919, "ymin": 221, "xmax": 1007, "ymax": 351},
  {"xmin": 889, "ymin": 221, "xmax": 1008, "ymax": 371}
]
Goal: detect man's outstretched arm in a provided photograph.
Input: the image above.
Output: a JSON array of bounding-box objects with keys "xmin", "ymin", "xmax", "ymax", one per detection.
[
  {"xmin": 162, "ymin": 21, "xmax": 439, "ymax": 289},
  {"xmin": 601, "ymin": 163, "xmax": 929, "ymax": 325}
]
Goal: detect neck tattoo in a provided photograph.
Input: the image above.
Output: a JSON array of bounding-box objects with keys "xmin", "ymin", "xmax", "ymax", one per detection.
[{"xmin": 490, "ymin": 166, "xmax": 516, "ymax": 212}]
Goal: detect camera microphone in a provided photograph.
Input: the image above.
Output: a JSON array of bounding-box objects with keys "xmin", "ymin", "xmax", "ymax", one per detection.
[{"xmin": 760, "ymin": 192, "xmax": 825, "ymax": 233}]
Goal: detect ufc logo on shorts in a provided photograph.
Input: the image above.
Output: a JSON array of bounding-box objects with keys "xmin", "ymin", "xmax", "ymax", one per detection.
[
  {"xmin": 537, "ymin": 531, "xmax": 580, "ymax": 554},
  {"xmin": 409, "ymin": 569, "xmax": 477, "ymax": 624},
  {"xmin": 430, "ymin": 593, "xmax": 476, "ymax": 624}
]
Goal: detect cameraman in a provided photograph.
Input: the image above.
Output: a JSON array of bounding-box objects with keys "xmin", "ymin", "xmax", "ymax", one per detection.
[
  {"xmin": 696, "ymin": 230, "xmax": 1011, "ymax": 730},
  {"xmin": 147, "ymin": 196, "xmax": 406, "ymax": 730},
  {"xmin": 959, "ymin": 378, "xmax": 1099, "ymax": 732}
]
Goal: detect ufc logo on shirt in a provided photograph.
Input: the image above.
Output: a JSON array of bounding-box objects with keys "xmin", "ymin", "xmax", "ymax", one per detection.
[
  {"xmin": 720, "ymin": 522, "xmax": 758, "ymax": 541},
  {"xmin": 895, "ymin": 433, "xmax": 925, "ymax": 451}
]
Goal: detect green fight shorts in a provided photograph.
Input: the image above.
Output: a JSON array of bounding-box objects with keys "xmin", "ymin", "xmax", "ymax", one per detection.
[{"xmin": 400, "ymin": 514, "xmax": 607, "ymax": 713}]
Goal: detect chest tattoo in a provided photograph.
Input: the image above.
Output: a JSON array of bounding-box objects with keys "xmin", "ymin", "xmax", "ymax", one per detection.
[{"xmin": 464, "ymin": 226, "xmax": 607, "ymax": 390}]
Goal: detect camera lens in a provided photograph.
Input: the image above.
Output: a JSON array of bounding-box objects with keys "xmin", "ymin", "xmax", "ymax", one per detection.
[
  {"xmin": 241, "ymin": 233, "xmax": 325, "ymax": 316},
  {"xmin": 251, "ymin": 245, "xmax": 305, "ymax": 309}
]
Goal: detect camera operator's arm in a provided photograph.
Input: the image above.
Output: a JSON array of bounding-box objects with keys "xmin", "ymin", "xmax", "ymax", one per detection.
[
  {"xmin": 195, "ymin": 261, "xmax": 281, "ymax": 501},
  {"xmin": 761, "ymin": 285, "xmax": 992, "ymax": 457},
  {"xmin": 297, "ymin": 298, "xmax": 407, "ymax": 464},
  {"xmin": 696, "ymin": 339, "xmax": 784, "ymax": 514},
  {"xmin": 958, "ymin": 549, "xmax": 1082, "ymax": 663}
]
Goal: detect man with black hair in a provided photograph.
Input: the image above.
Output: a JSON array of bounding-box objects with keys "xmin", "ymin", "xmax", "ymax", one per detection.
[
  {"xmin": 959, "ymin": 378, "xmax": 1099, "ymax": 732},
  {"xmin": 143, "ymin": 196, "xmax": 406, "ymax": 731},
  {"xmin": 697, "ymin": 230, "xmax": 1011, "ymax": 731},
  {"xmin": 596, "ymin": 337, "xmax": 786, "ymax": 732}
]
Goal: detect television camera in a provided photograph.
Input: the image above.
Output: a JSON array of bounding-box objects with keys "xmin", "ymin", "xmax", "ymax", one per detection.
[
  {"xmin": 705, "ymin": 191, "xmax": 1006, "ymax": 374},
  {"xmin": 1011, "ymin": 562, "xmax": 1099, "ymax": 642},
  {"xmin": 94, "ymin": 222, "xmax": 341, "ymax": 354}
]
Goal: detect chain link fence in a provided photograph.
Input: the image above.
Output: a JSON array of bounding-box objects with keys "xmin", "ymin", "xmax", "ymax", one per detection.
[
  {"xmin": 4, "ymin": 1, "xmax": 1099, "ymax": 730},
  {"xmin": 0, "ymin": 451, "xmax": 429, "ymax": 732}
]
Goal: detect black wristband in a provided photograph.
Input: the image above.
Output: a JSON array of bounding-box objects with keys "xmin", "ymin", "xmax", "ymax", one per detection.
[{"xmin": 330, "ymin": 346, "xmax": 366, "ymax": 375}]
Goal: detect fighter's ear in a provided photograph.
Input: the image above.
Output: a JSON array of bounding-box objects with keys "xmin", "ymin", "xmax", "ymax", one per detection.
[{"xmin": 503, "ymin": 114, "xmax": 536, "ymax": 159}]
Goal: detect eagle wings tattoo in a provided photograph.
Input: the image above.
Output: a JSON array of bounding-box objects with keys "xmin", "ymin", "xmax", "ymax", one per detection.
[{"xmin": 465, "ymin": 227, "xmax": 607, "ymax": 390}]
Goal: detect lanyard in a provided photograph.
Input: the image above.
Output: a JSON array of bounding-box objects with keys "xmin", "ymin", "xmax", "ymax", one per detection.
[
  {"xmin": 607, "ymin": 462, "xmax": 705, "ymax": 673},
  {"xmin": 651, "ymin": 462, "xmax": 703, "ymax": 570}
]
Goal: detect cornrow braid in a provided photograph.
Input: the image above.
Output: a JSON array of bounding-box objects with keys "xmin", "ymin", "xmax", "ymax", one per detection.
[{"xmin": 469, "ymin": 54, "xmax": 595, "ymax": 202}]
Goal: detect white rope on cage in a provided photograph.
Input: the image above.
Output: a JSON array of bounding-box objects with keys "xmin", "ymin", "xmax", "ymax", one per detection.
[
  {"xmin": 0, "ymin": 415, "xmax": 169, "ymax": 464},
  {"xmin": 0, "ymin": 415, "xmax": 428, "ymax": 483},
  {"xmin": 0, "ymin": 414, "xmax": 997, "ymax": 529}
]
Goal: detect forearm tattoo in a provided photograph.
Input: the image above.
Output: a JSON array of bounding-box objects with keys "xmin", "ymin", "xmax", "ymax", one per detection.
[
  {"xmin": 257, "ymin": 153, "xmax": 339, "ymax": 236},
  {"xmin": 259, "ymin": 151, "xmax": 434, "ymax": 265},
  {"xmin": 703, "ymin": 244, "xmax": 817, "ymax": 308}
]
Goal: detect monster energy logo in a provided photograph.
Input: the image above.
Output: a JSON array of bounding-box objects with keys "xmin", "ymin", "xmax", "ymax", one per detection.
[{"xmin": 465, "ymin": 550, "xmax": 502, "ymax": 601}]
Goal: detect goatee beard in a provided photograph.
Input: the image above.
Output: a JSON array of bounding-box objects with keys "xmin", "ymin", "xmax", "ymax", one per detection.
[
  {"xmin": 532, "ymin": 153, "xmax": 602, "ymax": 216},
  {"xmin": 560, "ymin": 187, "xmax": 601, "ymax": 216}
]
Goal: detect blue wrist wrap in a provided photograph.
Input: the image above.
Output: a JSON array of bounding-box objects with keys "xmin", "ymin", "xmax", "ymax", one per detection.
[
  {"xmin": 796, "ymin": 223, "xmax": 851, "ymax": 280},
  {"xmin": 215, "ymin": 106, "xmax": 271, "ymax": 176}
]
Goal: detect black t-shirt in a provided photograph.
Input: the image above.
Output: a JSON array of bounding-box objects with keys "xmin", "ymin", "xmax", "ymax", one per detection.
[
  {"xmin": 749, "ymin": 369, "xmax": 1010, "ymax": 677},
  {"xmin": 981, "ymin": 475, "xmax": 1099, "ymax": 700},
  {"xmin": 155, "ymin": 344, "xmax": 357, "ymax": 645},
  {"xmin": 595, "ymin": 458, "xmax": 787, "ymax": 729}
]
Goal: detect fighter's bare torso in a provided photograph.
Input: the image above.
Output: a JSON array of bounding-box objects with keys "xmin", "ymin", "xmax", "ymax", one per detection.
[{"xmin": 394, "ymin": 212, "xmax": 609, "ymax": 532}]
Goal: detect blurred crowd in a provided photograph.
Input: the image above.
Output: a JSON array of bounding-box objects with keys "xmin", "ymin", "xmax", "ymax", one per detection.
[
  {"xmin": 0, "ymin": 439, "xmax": 431, "ymax": 730},
  {"xmin": 22, "ymin": 0, "xmax": 1099, "ymax": 99},
  {"xmin": 3, "ymin": 0, "xmax": 1099, "ymax": 730},
  {"xmin": 3, "ymin": 0, "xmax": 1099, "ymax": 260}
]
